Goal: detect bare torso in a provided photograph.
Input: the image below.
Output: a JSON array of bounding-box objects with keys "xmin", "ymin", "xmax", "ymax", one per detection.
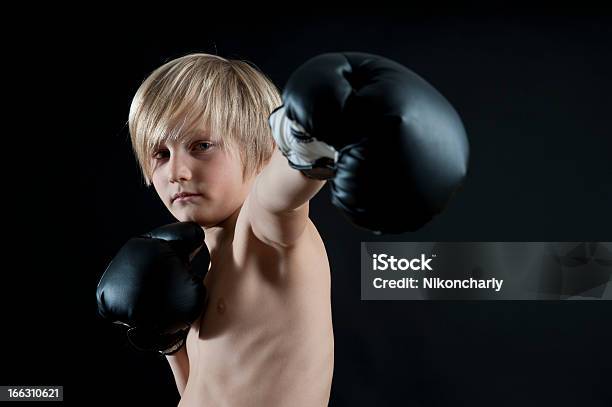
[{"xmin": 178, "ymin": 200, "xmax": 334, "ymax": 406}]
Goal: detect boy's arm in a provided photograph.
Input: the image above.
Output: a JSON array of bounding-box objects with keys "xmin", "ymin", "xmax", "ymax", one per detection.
[
  {"xmin": 166, "ymin": 347, "xmax": 189, "ymax": 397},
  {"xmin": 249, "ymin": 148, "xmax": 326, "ymax": 248}
]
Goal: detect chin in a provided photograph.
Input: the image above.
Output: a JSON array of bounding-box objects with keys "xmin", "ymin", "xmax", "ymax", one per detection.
[
  {"xmin": 170, "ymin": 209, "xmax": 200, "ymax": 224},
  {"xmin": 173, "ymin": 211, "xmax": 219, "ymax": 228},
  {"xmin": 172, "ymin": 201, "xmax": 239, "ymax": 227}
]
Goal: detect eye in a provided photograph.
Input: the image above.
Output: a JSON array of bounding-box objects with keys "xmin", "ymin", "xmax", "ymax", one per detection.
[
  {"xmin": 193, "ymin": 141, "xmax": 213, "ymax": 151},
  {"xmin": 153, "ymin": 149, "xmax": 170, "ymax": 160}
]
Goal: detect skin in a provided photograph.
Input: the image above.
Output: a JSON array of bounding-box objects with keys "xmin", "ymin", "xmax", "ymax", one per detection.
[{"xmin": 150, "ymin": 128, "xmax": 334, "ymax": 406}]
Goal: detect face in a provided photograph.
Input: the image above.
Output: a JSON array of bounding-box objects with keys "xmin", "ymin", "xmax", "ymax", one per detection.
[{"xmin": 150, "ymin": 129, "xmax": 252, "ymax": 227}]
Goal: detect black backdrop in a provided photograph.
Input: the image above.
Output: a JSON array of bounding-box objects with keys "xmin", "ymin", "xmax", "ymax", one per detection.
[{"xmin": 3, "ymin": 13, "xmax": 611, "ymax": 406}]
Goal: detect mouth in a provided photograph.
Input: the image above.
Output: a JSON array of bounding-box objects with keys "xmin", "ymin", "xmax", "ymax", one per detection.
[{"xmin": 171, "ymin": 192, "xmax": 203, "ymax": 203}]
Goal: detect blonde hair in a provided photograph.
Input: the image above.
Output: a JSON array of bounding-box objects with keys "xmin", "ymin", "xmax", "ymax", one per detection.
[{"xmin": 128, "ymin": 53, "xmax": 282, "ymax": 185}]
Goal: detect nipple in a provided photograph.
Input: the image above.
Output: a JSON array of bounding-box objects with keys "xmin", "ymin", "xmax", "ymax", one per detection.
[{"xmin": 217, "ymin": 298, "xmax": 226, "ymax": 315}]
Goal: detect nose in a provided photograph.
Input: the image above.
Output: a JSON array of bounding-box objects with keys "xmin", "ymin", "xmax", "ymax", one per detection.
[{"xmin": 167, "ymin": 152, "xmax": 193, "ymax": 183}]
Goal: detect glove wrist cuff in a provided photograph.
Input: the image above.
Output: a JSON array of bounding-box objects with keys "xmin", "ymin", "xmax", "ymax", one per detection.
[
  {"xmin": 159, "ymin": 336, "xmax": 186, "ymax": 355},
  {"xmin": 126, "ymin": 327, "xmax": 188, "ymax": 355},
  {"xmin": 269, "ymin": 106, "xmax": 338, "ymax": 179}
]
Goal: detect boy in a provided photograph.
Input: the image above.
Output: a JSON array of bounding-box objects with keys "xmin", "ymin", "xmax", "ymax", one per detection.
[
  {"xmin": 97, "ymin": 52, "xmax": 469, "ymax": 406},
  {"xmin": 128, "ymin": 53, "xmax": 332, "ymax": 406}
]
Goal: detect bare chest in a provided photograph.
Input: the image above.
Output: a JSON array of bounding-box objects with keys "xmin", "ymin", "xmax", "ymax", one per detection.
[{"xmin": 183, "ymin": 224, "xmax": 333, "ymax": 404}]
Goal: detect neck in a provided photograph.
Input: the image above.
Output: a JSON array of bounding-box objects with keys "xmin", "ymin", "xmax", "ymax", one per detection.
[
  {"xmin": 202, "ymin": 204, "xmax": 241, "ymax": 255},
  {"xmin": 201, "ymin": 173, "xmax": 257, "ymax": 255}
]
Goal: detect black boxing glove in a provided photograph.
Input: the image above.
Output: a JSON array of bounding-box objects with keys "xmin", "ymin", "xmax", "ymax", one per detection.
[
  {"xmin": 269, "ymin": 52, "xmax": 469, "ymax": 234},
  {"xmin": 96, "ymin": 222, "xmax": 209, "ymax": 355}
]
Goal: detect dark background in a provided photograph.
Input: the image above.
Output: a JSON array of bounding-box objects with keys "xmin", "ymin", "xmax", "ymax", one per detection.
[{"xmin": 3, "ymin": 13, "xmax": 611, "ymax": 406}]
